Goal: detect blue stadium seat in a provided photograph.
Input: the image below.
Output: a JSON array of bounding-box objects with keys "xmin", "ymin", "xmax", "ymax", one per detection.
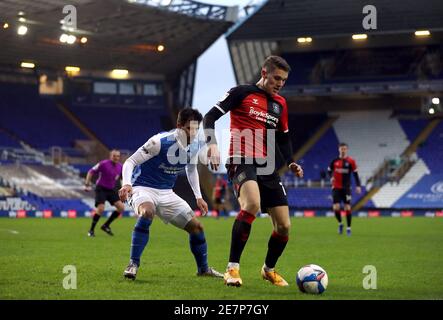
[
  {"xmin": 298, "ymin": 128, "xmax": 340, "ymax": 181},
  {"xmin": 66, "ymin": 104, "xmax": 168, "ymax": 150},
  {"xmin": 0, "ymin": 83, "xmax": 87, "ymax": 148}
]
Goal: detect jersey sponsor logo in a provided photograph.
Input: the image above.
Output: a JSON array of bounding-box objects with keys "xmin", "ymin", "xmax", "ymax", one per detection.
[
  {"xmin": 158, "ymin": 163, "xmax": 184, "ymax": 175},
  {"xmin": 335, "ymin": 168, "xmax": 350, "ymax": 174},
  {"xmin": 252, "ymin": 98, "xmax": 259, "ymax": 105},
  {"xmin": 248, "ymin": 107, "xmax": 279, "ymax": 127}
]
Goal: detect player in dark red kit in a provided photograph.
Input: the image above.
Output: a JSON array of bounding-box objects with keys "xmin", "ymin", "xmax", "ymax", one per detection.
[
  {"xmin": 328, "ymin": 143, "xmax": 362, "ymax": 236},
  {"xmin": 203, "ymin": 56, "xmax": 303, "ymax": 287},
  {"xmin": 213, "ymin": 174, "xmax": 228, "ymax": 218}
]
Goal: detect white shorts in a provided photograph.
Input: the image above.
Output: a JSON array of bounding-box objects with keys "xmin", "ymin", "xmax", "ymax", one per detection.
[{"xmin": 129, "ymin": 186, "xmax": 194, "ymax": 229}]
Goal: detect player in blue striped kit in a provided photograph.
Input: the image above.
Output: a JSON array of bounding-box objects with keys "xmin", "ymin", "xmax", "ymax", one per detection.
[{"xmin": 118, "ymin": 108, "xmax": 222, "ymax": 280}]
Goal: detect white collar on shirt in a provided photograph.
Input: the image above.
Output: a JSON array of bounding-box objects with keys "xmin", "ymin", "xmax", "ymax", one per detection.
[{"xmin": 173, "ymin": 129, "xmax": 190, "ymax": 151}]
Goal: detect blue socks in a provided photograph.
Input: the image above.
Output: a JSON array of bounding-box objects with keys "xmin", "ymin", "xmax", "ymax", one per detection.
[
  {"xmin": 189, "ymin": 231, "xmax": 208, "ymax": 274},
  {"xmin": 129, "ymin": 218, "xmax": 208, "ymax": 273},
  {"xmin": 130, "ymin": 217, "xmax": 152, "ymax": 266}
]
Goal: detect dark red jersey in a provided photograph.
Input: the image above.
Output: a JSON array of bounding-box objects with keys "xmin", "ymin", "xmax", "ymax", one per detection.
[
  {"xmin": 214, "ymin": 177, "xmax": 227, "ymax": 199},
  {"xmin": 215, "ymin": 85, "xmax": 289, "ymax": 159},
  {"xmin": 328, "ymin": 156, "xmax": 359, "ymax": 190}
]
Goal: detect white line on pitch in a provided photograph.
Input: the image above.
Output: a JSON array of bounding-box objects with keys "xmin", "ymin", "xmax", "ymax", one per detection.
[{"xmin": 0, "ymin": 229, "xmax": 19, "ymax": 234}]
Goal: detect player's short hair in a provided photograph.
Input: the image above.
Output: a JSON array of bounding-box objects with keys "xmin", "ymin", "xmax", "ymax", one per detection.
[
  {"xmin": 339, "ymin": 143, "xmax": 348, "ymax": 147},
  {"xmin": 110, "ymin": 149, "xmax": 120, "ymax": 154},
  {"xmin": 177, "ymin": 108, "xmax": 203, "ymax": 125},
  {"xmin": 262, "ymin": 55, "xmax": 291, "ymax": 73}
]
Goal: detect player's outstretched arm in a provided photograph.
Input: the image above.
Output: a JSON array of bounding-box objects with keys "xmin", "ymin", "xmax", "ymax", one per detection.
[{"xmin": 185, "ymin": 164, "xmax": 208, "ymax": 215}]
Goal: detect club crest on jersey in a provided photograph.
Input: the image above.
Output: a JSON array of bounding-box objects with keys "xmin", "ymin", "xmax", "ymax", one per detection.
[{"xmin": 272, "ymin": 103, "xmax": 280, "ymax": 114}]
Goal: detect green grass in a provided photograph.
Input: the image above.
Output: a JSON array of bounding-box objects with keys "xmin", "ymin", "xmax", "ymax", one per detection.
[{"xmin": 0, "ymin": 217, "xmax": 442, "ymax": 300}]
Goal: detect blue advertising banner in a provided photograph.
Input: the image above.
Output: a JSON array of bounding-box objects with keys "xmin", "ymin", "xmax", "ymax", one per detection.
[{"xmin": 394, "ymin": 174, "xmax": 443, "ymax": 209}]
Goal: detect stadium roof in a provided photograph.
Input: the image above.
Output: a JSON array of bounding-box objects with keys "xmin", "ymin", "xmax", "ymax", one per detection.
[
  {"xmin": 0, "ymin": 0, "xmax": 236, "ymax": 76},
  {"xmin": 228, "ymin": 0, "xmax": 443, "ymax": 41}
]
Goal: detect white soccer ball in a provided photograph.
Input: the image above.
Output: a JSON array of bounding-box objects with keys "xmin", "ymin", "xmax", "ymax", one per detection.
[{"xmin": 296, "ymin": 264, "xmax": 328, "ymax": 294}]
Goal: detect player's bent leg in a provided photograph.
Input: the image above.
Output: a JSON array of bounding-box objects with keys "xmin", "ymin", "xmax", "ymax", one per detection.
[
  {"xmin": 238, "ymin": 180, "xmax": 261, "ymax": 214},
  {"xmin": 260, "ymin": 206, "xmax": 289, "ymax": 287},
  {"xmin": 225, "ymin": 180, "xmax": 260, "ymax": 287},
  {"xmin": 88, "ymin": 203, "xmax": 105, "ymax": 237},
  {"xmin": 96, "ymin": 203, "xmax": 105, "ymax": 215},
  {"xmin": 333, "ymin": 203, "xmax": 343, "ymax": 234},
  {"xmin": 124, "ymin": 202, "xmax": 155, "ymax": 280},
  {"xmin": 269, "ymin": 205, "xmax": 291, "ymax": 236},
  {"xmin": 184, "ymin": 218, "xmax": 223, "ymax": 279},
  {"xmin": 101, "ymin": 201, "xmax": 124, "ymax": 236}
]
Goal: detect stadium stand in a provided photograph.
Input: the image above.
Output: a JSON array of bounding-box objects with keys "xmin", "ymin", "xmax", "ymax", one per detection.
[
  {"xmin": 0, "ymin": 0, "xmax": 237, "ymax": 217},
  {"xmin": 297, "ymin": 127, "xmax": 340, "ymax": 181},
  {"xmin": 66, "ymin": 104, "xmax": 168, "ymax": 151},
  {"xmin": 283, "ymin": 114, "xmax": 440, "ymax": 211},
  {"xmin": 371, "ymin": 159, "xmax": 430, "ymax": 208},
  {"xmin": 0, "ymin": 129, "xmax": 22, "ymax": 148},
  {"xmin": 331, "ymin": 110, "xmax": 411, "ymax": 184},
  {"xmin": 286, "ymin": 113, "xmax": 329, "ymax": 159},
  {"xmin": 0, "ymin": 162, "xmax": 87, "ymax": 198},
  {"xmin": 287, "ymin": 186, "xmax": 371, "ymax": 209},
  {"xmin": 1, "ymin": 0, "xmax": 441, "ymax": 217},
  {"xmin": 0, "ymin": 83, "xmax": 87, "ymax": 149},
  {"xmin": 399, "ymin": 119, "xmax": 430, "ymax": 142},
  {"xmin": 375, "ymin": 121, "xmax": 443, "ymax": 209},
  {"xmin": 416, "ymin": 121, "xmax": 443, "ymax": 173}
]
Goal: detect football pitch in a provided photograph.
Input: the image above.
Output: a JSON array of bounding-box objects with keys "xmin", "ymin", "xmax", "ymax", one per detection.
[{"xmin": 0, "ymin": 217, "xmax": 442, "ymax": 300}]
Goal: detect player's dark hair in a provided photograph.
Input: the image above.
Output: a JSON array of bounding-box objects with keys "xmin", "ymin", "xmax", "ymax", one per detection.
[
  {"xmin": 262, "ymin": 55, "xmax": 291, "ymax": 73},
  {"xmin": 339, "ymin": 143, "xmax": 348, "ymax": 147},
  {"xmin": 177, "ymin": 108, "xmax": 203, "ymax": 125}
]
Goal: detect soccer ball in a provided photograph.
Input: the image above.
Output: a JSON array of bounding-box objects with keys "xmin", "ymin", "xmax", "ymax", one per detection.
[{"xmin": 296, "ymin": 264, "xmax": 328, "ymax": 294}]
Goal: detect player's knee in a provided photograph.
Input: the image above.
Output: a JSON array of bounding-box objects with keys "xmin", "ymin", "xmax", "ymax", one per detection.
[
  {"xmin": 96, "ymin": 204, "xmax": 105, "ymax": 214},
  {"xmin": 276, "ymin": 221, "xmax": 291, "ymax": 235},
  {"xmin": 138, "ymin": 204, "xmax": 154, "ymax": 219},
  {"xmin": 184, "ymin": 218, "xmax": 204, "ymax": 234},
  {"xmin": 140, "ymin": 211, "xmax": 154, "ymax": 220},
  {"xmin": 115, "ymin": 202, "xmax": 125, "ymax": 213},
  {"xmin": 243, "ymin": 201, "xmax": 260, "ymax": 215},
  {"xmin": 344, "ymin": 204, "xmax": 351, "ymax": 211},
  {"xmin": 191, "ymin": 221, "xmax": 204, "ymax": 234},
  {"xmin": 333, "ymin": 204, "xmax": 340, "ymax": 211}
]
